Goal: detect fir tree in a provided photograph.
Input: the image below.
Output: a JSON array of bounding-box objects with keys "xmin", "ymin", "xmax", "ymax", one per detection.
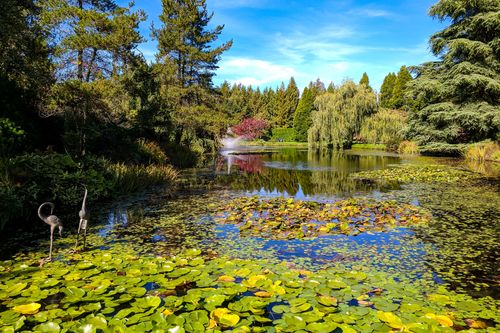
[
  {"xmin": 327, "ymin": 82, "xmax": 335, "ymax": 93},
  {"xmin": 284, "ymin": 77, "xmax": 300, "ymax": 127},
  {"xmin": 389, "ymin": 66, "xmax": 412, "ymax": 109},
  {"xmin": 407, "ymin": 0, "xmax": 500, "ymax": 144},
  {"xmin": 359, "ymin": 72, "xmax": 373, "ymax": 92},
  {"xmin": 379, "ymin": 72, "xmax": 397, "ymax": 108},
  {"xmin": 293, "ymin": 87, "xmax": 314, "ymax": 142}
]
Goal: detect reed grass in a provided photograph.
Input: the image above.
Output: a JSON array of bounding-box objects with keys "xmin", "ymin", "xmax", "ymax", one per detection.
[
  {"xmin": 464, "ymin": 141, "xmax": 500, "ymax": 162},
  {"xmin": 398, "ymin": 141, "xmax": 420, "ymax": 155},
  {"xmin": 107, "ymin": 163, "xmax": 178, "ymax": 193}
]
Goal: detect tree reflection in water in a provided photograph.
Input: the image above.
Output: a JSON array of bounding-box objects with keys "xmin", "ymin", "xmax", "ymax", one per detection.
[{"xmin": 216, "ymin": 148, "xmax": 401, "ymax": 198}]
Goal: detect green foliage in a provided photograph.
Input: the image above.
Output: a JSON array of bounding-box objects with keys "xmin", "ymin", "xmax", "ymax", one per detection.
[
  {"xmin": 0, "ymin": 118, "xmax": 25, "ymax": 158},
  {"xmin": 0, "ymin": 153, "xmax": 177, "ymax": 230},
  {"xmin": 308, "ymin": 80, "xmax": 377, "ymax": 149},
  {"xmin": 379, "ymin": 73, "xmax": 396, "ymax": 108},
  {"xmin": 359, "ymin": 109, "xmax": 408, "ymax": 150},
  {"xmin": 407, "ymin": 0, "xmax": 500, "ymax": 145},
  {"xmin": 389, "ymin": 66, "xmax": 412, "ymax": 109},
  {"xmin": 293, "ymin": 87, "xmax": 314, "ymax": 142},
  {"xmin": 419, "ymin": 143, "xmax": 467, "ymax": 156},
  {"xmin": 398, "ymin": 140, "xmax": 420, "ymax": 155},
  {"xmin": 271, "ymin": 128, "xmax": 297, "ymax": 142},
  {"xmin": 359, "ymin": 72, "xmax": 373, "ymax": 92},
  {"xmin": 137, "ymin": 139, "xmax": 169, "ymax": 165}
]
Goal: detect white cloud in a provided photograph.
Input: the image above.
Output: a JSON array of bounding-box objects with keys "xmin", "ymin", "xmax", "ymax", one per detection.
[
  {"xmin": 217, "ymin": 57, "xmax": 298, "ymax": 86},
  {"xmin": 348, "ymin": 8, "xmax": 394, "ymax": 18}
]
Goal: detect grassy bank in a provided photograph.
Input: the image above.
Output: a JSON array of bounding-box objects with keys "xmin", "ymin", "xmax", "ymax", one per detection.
[{"xmin": 351, "ymin": 143, "xmax": 387, "ymax": 150}]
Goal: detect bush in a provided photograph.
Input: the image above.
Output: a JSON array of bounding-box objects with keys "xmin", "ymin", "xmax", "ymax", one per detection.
[
  {"xmin": 107, "ymin": 163, "xmax": 178, "ymax": 194},
  {"xmin": 464, "ymin": 140, "xmax": 500, "ymax": 162},
  {"xmin": 137, "ymin": 138, "xmax": 168, "ymax": 165},
  {"xmin": 419, "ymin": 143, "xmax": 467, "ymax": 157},
  {"xmin": 398, "ymin": 141, "xmax": 419, "ymax": 155},
  {"xmin": 271, "ymin": 128, "xmax": 297, "ymax": 142}
]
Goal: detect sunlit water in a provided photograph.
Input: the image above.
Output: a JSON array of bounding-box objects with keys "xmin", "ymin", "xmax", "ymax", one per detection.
[{"xmin": 3, "ymin": 147, "xmax": 499, "ymax": 298}]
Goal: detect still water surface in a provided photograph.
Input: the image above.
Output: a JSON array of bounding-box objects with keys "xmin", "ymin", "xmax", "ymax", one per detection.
[{"xmin": 101, "ymin": 148, "xmax": 498, "ymax": 298}]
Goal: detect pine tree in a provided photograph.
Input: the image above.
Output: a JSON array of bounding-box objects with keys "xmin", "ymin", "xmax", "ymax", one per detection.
[
  {"xmin": 293, "ymin": 87, "xmax": 314, "ymax": 142},
  {"xmin": 153, "ymin": 0, "xmax": 232, "ymax": 148},
  {"xmin": 359, "ymin": 72, "xmax": 373, "ymax": 92},
  {"xmin": 389, "ymin": 66, "xmax": 412, "ymax": 109},
  {"xmin": 407, "ymin": 0, "xmax": 500, "ymax": 144},
  {"xmin": 379, "ymin": 72, "xmax": 397, "ymax": 108},
  {"xmin": 40, "ymin": 0, "xmax": 146, "ymax": 155}
]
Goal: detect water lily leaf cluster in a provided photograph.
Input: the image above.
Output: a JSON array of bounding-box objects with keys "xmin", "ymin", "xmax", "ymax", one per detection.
[
  {"xmin": 212, "ymin": 197, "xmax": 431, "ymax": 239},
  {"xmin": 353, "ymin": 165, "xmax": 480, "ymax": 184},
  {"xmin": 0, "ymin": 244, "xmax": 497, "ymax": 332}
]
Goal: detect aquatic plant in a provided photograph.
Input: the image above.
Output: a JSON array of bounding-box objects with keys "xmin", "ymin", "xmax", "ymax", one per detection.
[
  {"xmin": 212, "ymin": 197, "xmax": 431, "ymax": 239},
  {"xmin": 353, "ymin": 165, "xmax": 479, "ymax": 184},
  {"xmin": 0, "ymin": 242, "xmax": 497, "ymax": 332}
]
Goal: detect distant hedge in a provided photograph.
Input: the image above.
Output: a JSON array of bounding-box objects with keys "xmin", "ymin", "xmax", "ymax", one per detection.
[{"xmin": 271, "ymin": 128, "xmax": 297, "ymax": 142}]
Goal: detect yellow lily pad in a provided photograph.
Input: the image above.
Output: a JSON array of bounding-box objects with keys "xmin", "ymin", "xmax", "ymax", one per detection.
[{"xmin": 13, "ymin": 303, "xmax": 41, "ymax": 315}]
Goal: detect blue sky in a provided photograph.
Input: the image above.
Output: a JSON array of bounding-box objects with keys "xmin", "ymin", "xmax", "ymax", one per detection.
[{"xmin": 130, "ymin": 0, "xmax": 446, "ymax": 91}]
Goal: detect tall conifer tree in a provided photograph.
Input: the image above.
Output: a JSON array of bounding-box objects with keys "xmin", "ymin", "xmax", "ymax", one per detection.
[
  {"xmin": 407, "ymin": 0, "xmax": 500, "ymax": 144},
  {"xmin": 389, "ymin": 66, "xmax": 412, "ymax": 109},
  {"xmin": 379, "ymin": 72, "xmax": 397, "ymax": 108},
  {"xmin": 293, "ymin": 87, "xmax": 314, "ymax": 142},
  {"xmin": 153, "ymin": 0, "xmax": 232, "ymax": 146}
]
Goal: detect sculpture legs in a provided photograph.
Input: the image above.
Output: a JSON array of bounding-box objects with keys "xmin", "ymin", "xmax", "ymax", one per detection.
[{"xmin": 74, "ymin": 219, "xmax": 88, "ymax": 250}]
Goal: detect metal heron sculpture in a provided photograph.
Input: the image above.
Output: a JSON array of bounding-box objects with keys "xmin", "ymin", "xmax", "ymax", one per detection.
[
  {"xmin": 37, "ymin": 202, "xmax": 63, "ymax": 261},
  {"xmin": 75, "ymin": 186, "xmax": 89, "ymax": 250}
]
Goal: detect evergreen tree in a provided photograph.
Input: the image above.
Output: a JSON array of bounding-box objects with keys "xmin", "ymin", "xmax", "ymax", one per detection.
[
  {"xmin": 309, "ymin": 78, "xmax": 326, "ymax": 98},
  {"xmin": 40, "ymin": 0, "xmax": 145, "ymax": 155},
  {"xmin": 308, "ymin": 80, "xmax": 377, "ymax": 149},
  {"xmin": 389, "ymin": 66, "xmax": 412, "ymax": 109},
  {"xmin": 293, "ymin": 87, "xmax": 314, "ymax": 142},
  {"xmin": 274, "ymin": 82, "xmax": 287, "ymax": 127},
  {"xmin": 359, "ymin": 72, "xmax": 373, "ymax": 92},
  {"xmin": 407, "ymin": 0, "xmax": 500, "ymax": 144},
  {"xmin": 0, "ymin": 0, "xmax": 54, "ymax": 154},
  {"xmin": 327, "ymin": 82, "xmax": 335, "ymax": 93},
  {"xmin": 153, "ymin": 0, "xmax": 232, "ymax": 150},
  {"xmin": 379, "ymin": 72, "xmax": 397, "ymax": 108},
  {"xmin": 284, "ymin": 77, "xmax": 300, "ymax": 127}
]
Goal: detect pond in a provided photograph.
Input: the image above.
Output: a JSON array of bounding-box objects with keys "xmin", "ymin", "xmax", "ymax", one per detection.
[{"xmin": 1, "ymin": 147, "xmax": 499, "ymax": 332}]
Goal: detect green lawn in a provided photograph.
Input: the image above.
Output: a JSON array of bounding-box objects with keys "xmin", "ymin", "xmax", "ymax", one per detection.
[{"xmin": 240, "ymin": 141, "xmax": 309, "ymax": 147}]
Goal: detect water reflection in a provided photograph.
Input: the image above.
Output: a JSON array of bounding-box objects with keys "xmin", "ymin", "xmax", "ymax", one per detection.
[{"xmin": 217, "ymin": 149, "xmax": 401, "ymax": 199}]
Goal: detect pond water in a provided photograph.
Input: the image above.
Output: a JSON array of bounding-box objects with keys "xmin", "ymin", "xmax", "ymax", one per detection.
[
  {"xmin": 100, "ymin": 148, "xmax": 498, "ymax": 297},
  {"xmin": 1, "ymin": 147, "xmax": 499, "ymax": 332}
]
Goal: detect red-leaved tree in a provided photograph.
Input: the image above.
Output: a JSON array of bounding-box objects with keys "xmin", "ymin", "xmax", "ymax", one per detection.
[{"xmin": 231, "ymin": 118, "xmax": 268, "ymax": 139}]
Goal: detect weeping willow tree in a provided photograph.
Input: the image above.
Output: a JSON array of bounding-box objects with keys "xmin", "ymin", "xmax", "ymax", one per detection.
[
  {"xmin": 308, "ymin": 80, "xmax": 377, "ymax": 149},
  {"xmin": 359, "ymin": 109, "xmax": 408, "ymax": 149},
  {"xmin": 406, "ymin": 0, "xmax": 500, "ymax": 145}
]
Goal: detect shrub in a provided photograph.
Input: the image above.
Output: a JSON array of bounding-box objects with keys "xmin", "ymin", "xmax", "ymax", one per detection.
[
  {"xmin": 463, "ymin": 140, "xmax": 500, "ymax": 162},
  {"xmin": 398, "ymin": 141, "xmax": 419, "ymax": 155},
  {"xmin": 137, "ymin": 138, "xmax": 168, "ymax": 165},
  {"xmin": 271, "ymin": 128, "xmax": 297, "ymax": 142},
  {"xmin": 419, "ymin": 143, "xmax": 466, "ymax": 157}
]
